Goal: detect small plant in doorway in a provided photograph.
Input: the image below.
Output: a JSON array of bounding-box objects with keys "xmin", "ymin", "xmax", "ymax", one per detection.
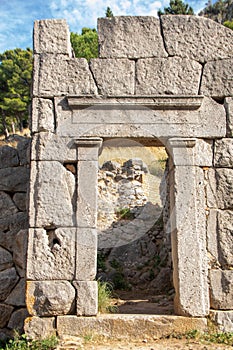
[{"xmin": 97, "ymin": 279, "xmax": 117, "ymax": 313}]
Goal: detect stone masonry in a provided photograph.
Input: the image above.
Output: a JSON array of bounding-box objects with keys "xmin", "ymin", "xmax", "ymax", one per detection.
[{"xmin": 0, "ymin": 14, "xmax": 232, "ymax": 339}]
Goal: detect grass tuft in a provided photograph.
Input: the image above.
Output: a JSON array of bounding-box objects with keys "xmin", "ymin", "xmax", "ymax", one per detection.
[
  {"xmin": 0, "ymin": 333, "xmax": 58, "ymax": 350},
  {"xmin": 97, "ymin": 280, "xmax": 117, "ymax": 314}
]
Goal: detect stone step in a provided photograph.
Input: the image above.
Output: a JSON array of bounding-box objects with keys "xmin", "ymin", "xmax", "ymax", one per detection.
[{"xmin": 57, "ymin": 314, "xmax": 207, "ymax": 341}]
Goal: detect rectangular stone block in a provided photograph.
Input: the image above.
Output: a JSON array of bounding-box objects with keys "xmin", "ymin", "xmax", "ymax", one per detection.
[
  {"xmin": 207, "ymin": 209, "xmax": 218, "ymax": 267},
  {"xmin": 214, "ymin": 139, "xmax": 233, "ymax": 167},
  {"xmin": 74, "ymin": 281, "xmax": 98, "ymax": 316},
  {"xmin": 215, "ymin": 169, "xmax": 233, "ymax": 209},
  {"xmin": 31, "ymin": 98, "xmax": 55, "ymax": 133},
  {"xmin": 33, "ymin": 55, "xmax": 97, "ymax": 97},
  {"xmin": 205, "ymin": 169, "xmax": 217, "ymax": 209},
  {"xmin": 210, "ymin": 270, "xmax": 233, "ymax": 310},
  {"xmin": 201, "ymin": 58, "xmax": 233, "ymax": 98},
  {"xmin": 195, "ymin": 139, "xmax": 213, "ymax": 167},
  {"xmin": 90, "ymin": 59, "xmax": 135, "ymax": 95},
  {"xmin": 27, "ymin": 228, "xmax": 76, "ymax": 280},
  {"xmin": 98, "ymin": 16, "xmax": 168, "ymax": 59},
  {"xmin": 76, "ymin": 228, "xmax": 97, "ymax": 281},
  {"xmin": 34, "ymin": 19, "xmax": 72, "ymax": 55},
  {"xmin": 29, "ymin": 161, "xmax": 75, "ymax": 228},
  {"xmin": 225, "ymin": 97, "xmax": 233, "ymax": 137},
  {"xmin": 31, "ymin": 133, "xmax": 76, "ymax": 161},
  {"xmin": 77, "ymin": 161, "xmax": 98, "ymax": 228},
  {"xmin": 210, "ymin": 311, "xmax": 233, "ymax": 332},
  {"xmin": 216, "ymin": 210, "xmax": 233, "ymax": 267},
  {"xmin": 26, "ymin": 280, "xmax": 75, "ymax": 316},
  {"xmin": 75, "ymin": 138, "xmax": 102, "ymax": 161},
  {"xmin": 24, "ymin": 316, "xmax": 56, "ymax": 340},
  {"xmin": 136, "ymin": 57, "xmax": 202, "ymax": 95},
  {"xmin": 161, "ymin": 15, "xmax": 233, "ymax": 63}
]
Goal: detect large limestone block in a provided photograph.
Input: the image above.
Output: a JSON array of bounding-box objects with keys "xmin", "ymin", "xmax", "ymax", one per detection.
[
  {"xmin": 136, "ymin": 57, "xmax": 202, "ymax": 95},
  {"xmin": 8, "ymin": 308, "xmax": 29, "ymax": 332},
  {"xmin": 215, "ymin": 139, "xmax": 233, "ymax": 167},
  {"xmin": 0, "ymin": 167, "xmax": 29, "ymax": 192},
  {"xmin": 0, "ymin": 146, "xmax": 19, "ymax": 168},
  {"xmin": 33, "ymin": 55, "xmax": 97, "ymax": 97},
  {"xmin": 216, "ymin": 169, "xmax": 233, "ymax": 209},
  {"xmin": 0, "ymin": 192, "xmax": 18, "ymax": 220},
  {"xmin": 0, "ymin": 304, "xmax": 14, "ymax": 328},
  {"xmin": 0, "ymin": 247, "xmax": 13, "ymax": 272},
  {"xmin": 24, "ymin": 316, "xmax": 56, "ymax": 339},
  {"xmin": 17, "ymin": 137, "xmax": 31, "ymax": 166},
  {"xmin": 13, "ymin": 229, "xmax": 28, "ymax": 277},
  {"xmin": 0, "ymin": 213, "xmax": 28, "ymax": 252},
  {"xmin": 161, "ymin": 15, "xmax": 233, "ymax": 63},
  {"xmin": 0, "ymin": 268, "xmax": 19, "ymax": 301},
  {"xmin": 29, "ymin": 161, "xmax": 75, "ymax": 227},
  {"xmin": 210, "ymin": 270, "xmax": 233, "ymax": 309},
  {"xmin": 90, "ymin": 59, "xmax": 134, "ymax": 95},
  {"xmin": 26, "ymin": 280, "xmax": 75, "ymax": 316},
  {"xmin": 217, "ymin": 210, "xmax": 233, "ymax": 267},
  {"xmin": 31, "ymin": 98, "xmax": 55, "ymax": 133},
  {"xmin": 225, "ymin": 97, "xmax": 233, "ymax": 137},
  {"xmin": 76, "ymin": 228, "xmax": 97, "ymax": 280},
  {"xmin": 74, "ymin": 281, "xmax": 97, "ymax": 316},
  {"xmin": 98, "ymin": 16, "xmax": 168, "ymax": 59},
  {"xmin": 31, "ymin": 133, "xmax": 76, "ymax": 161},
  {"xmin": 34, "ymin": 19, "xmax": 72, "ymax": 56},
  {"xmin": 201, "ymin": 58, "xmax": 233, "ymax": 98},
  {"xmin": 27, "ymin": 228, "xmax": 76, "ymax": 280},
  {"xmin": 210, "ymin": 311, "xmax": 233, "ymax": 332},
  {"xmin": 5, "ymin": 278, "xmax": 26, "ymax": 306}
]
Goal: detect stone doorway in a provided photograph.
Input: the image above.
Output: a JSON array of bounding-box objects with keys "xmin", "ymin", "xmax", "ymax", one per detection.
[{"xmin": 97, "ymin": 138, "xmax": 173, "ymax": 315}]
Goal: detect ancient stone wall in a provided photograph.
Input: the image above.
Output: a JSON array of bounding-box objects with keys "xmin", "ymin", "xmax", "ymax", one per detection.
[
  {"xmin": 0, "ymin": 14, "xmax": 233, "ymax": 338},
  {"xmin": 0, "ymin": 136, "xmax": 30, "ymax": 340}
]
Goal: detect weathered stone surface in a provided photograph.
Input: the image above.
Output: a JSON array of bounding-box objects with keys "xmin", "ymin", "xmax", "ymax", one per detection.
[
  {"xmin": 0, "ymin": 268, "xmax": 19, "ymax": 301},
  {"xmin": 13, "ymin": 192, "xmax": 27, "ymax": 211},
  {"xmin": 57, "ymin": 315, "xmax": 207, "ymax": 340},
  {"xmin": 5, "ymin": 278, "xmax": 26, "ymax": 306},
  {"xmin": 0, "ymin": 191, "xmax": 18, "ymax": 220},
  {"xmin": 34, "ymin": 19, "xmax": 72, "ymax": 55},
  {"xmin": 210, "ymin": 270, "xmax": 233, "ymax": 309},
  {"xmin": 215, "ymin": 139, "xmax": 233, "ymax": 167},
  {"xmin": 217, "ymin": 210, "xmax": 233, "ymax": 267},
  {"xmin": 195, "ymin": 139, "xmax": 213, "ymax": 167},
  {"xmin": 27, "ymin": 228, "xmax": 76, "ymax": 280},
  {"xmin": 90, "ymin": 59, "xmax": 134, "ymax": 95},
  {"xmin": 76, "ymin": 228, "xmax": 97, "ymax": 280},
  {"xmin": 207, "ymin": 209, "xmax": 218, "ymax": 266},
  {"xmin": 216, "ymin": 169, "xmax": 233, "ymax": 209},
  {"xmin": 8, "ymin": 308, "xmax": 29, "ymax": 331},
  {"xmin": 161, "ymin": 15, "xmax": 233, "ymax": 63},
  {"xmin": 98, "ymin": 16, "xmax": 168, "ymax": 59},
  {"xmin": 26, "ymin": 280, "xmax": 75, "ymax": 316},
  {"xmin": 0, "ymin": 304, "xmax": 14, "ymax": 328},
  {"xmin": 31, "ymin": 98, "xmax": 55, "ymax": 133},
  {"xmin": 225, "ymin": 97, "xmax": 233, "ymax": 137},
  {"xmin": 24, "ymin": 316, "xmax": 56, "ymax": 339},
  {"xmin": 136, "ymin": 57, "xmax": 202, "ymax": 95},
  {"xmin": 0, "ymin": 213, "xmax": 28, "ymax": 252},
  {"xmin": 77, "ymin": 161, "xmax": 98, "ymax": 228},
  {"xmin": 0, "ymin": 247, "xmax": 13, "ymax": 272},
  {"xmin": 17, "ymin": 137, "xmax": 31, "ymax": 166},
  {"xmin": 0, "ymin": 167, "xmax": 29, "ymax": 192},
  {"xmin": 0, "ymin": 146, "xmax": 19, "ymax": 168},
  {"xmin": 31, "ymin": 133, "xmax": 76, "ymax": 161},
  {"xmin": 33, "ymin": 55, "xmax": 97, "ymax": 97},
  {"xmin": 13, "ymin": 229, "xmax": 28, "ymax": 277},
  {"xmin": 29, "ymin": 161, "xmax": 75, "ymax": 227},
  {"xmin": 74, "ymin": 281, "xmax": 98, "ymax": 316},
  {"xmin": 206, "ymin": 169, "xmax": 217, "ymax": 209},
  {"xmin": 201, "ymin": 58, "xmax": 233, "ymax": 97},
  {"xmin": 210, "ymin": 311, "xmax": 233, "ymax": 332}
]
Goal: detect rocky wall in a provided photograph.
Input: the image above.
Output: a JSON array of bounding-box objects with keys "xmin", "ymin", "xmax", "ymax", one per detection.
[{"xmin": 0, "ymin": 136, "xmax": 30, "ymax": 340}]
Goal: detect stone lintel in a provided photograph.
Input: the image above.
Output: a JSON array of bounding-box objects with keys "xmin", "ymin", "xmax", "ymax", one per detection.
[{"xmin": 68, "ymin": 95, "xmax": 204, "ymax": 110}]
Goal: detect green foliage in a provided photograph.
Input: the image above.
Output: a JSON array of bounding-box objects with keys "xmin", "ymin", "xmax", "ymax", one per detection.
[
  {"xmin": 224, "ymin": 20, "xmax": 233, "ymax": 29},
  {"xmin": 158, "ymin": 0, "xmax": 194, "ymax": 16},
  {"xmin": 199, "ymin": 0, "xmax": 233, "ymax": 24},
  {"xmin": 115, "ymin": 207, "xmax": 134, "ymax": 220},
  {"xmin": 106, "ymin": 6, "xmax": 114, "ymax": 17},
  {"xmin": 0, "ymin": 333, "xmax": 58, "ymax": 350},
  {"xmin": 185, "ymin": 329, "xmax": 233, "ymax": 345},
  {"xmin": 0, "ymin": 48, "xmax": 32, "ymax": 136},
  {"xmin": 97, "ymin": 252, "xmax": 106, "ymax": 272},
  {"xmin": 97, "ymin": 280, "xmax": 117, "ymax": 313},
  {"xmin": 70, "ymin": 28, "xmax": 98, "ymax": 61}
]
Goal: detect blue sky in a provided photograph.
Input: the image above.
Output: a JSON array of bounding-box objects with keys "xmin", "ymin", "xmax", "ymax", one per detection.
[{"xmin": 0, "ymin": 0, "xmax": 212, "ymax": 52}]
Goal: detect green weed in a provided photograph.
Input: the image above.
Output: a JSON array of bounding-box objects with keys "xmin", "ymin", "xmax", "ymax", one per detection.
[
  {"xmin": 97, "ymin": 280, "xmax": 117, "ymax": 313},
  {"xmin": 0, "ymin": 333, "xmax": 58, "ymax": 350}
]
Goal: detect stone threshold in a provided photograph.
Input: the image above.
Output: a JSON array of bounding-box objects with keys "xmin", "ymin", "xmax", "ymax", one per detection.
[
  {"xmin": 56, "ymin": 314, "xmax": 208, "ymax": 341},
  {"xmin": 67, "ymin": 95, "xmax": 204, "ymax": 110}
]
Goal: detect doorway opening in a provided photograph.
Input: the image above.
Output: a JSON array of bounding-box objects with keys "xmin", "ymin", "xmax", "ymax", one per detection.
[{"xmin": 97, "ymin": 138, "xmax": 174, "ymax": 315}]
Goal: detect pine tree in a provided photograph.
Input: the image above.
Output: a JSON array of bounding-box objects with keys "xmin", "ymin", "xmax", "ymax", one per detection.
[
  {"xmin": 158, "ymin": 0, "xmax": 194, "ymax": 16},
  {"xmin": 106, "ymin": 6, "xmax": 114, "ymax": 17}
]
